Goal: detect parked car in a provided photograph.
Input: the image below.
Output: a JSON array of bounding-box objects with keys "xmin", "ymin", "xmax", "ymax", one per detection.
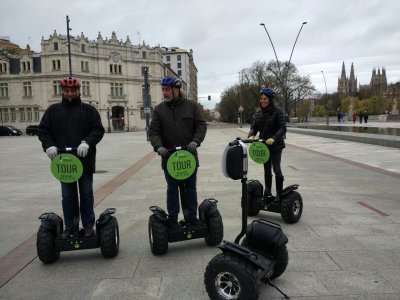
[
  {"xmin": 0, "ymin": 125, "xmax": 23, "ymax": 136},
  {"xmin": 26, "ymin": 125, "xmax": 40, "ymax": 136}
]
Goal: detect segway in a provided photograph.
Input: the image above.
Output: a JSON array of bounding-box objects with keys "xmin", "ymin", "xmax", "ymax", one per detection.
[
  {"xmin": 246, "ymin": 138, "xmax": 303, "ymax": 224},
  {"xmin": 204, "ymin": 138, "xmax": 290, "ymax": 300},
  {"xmin": 148, "ymin": 146, "xmax": 223, "ymax": 255},
  {"xmin": 36, "ymin": 147, "xmax": 119, "ymax": 264}
]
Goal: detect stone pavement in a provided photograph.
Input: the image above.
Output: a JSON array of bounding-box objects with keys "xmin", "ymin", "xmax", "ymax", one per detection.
[{"xmin": 0, "ymin": 123, "xmax": 399, "ymax": 299}]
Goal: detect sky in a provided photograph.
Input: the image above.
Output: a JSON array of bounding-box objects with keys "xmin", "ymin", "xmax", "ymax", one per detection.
[{"xmin": 1, "ymin": 0, "xmax": 400, "ymax": 109}]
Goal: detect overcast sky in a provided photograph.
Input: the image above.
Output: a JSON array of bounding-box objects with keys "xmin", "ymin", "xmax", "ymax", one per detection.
[{"xmin": 1, "ymin": 0, "xmax": 399, "ymax": 108}]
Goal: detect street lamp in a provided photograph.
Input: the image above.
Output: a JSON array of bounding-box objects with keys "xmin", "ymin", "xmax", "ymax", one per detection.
[
  {"xmin": 321, "ymin": 70, "xmax": 329, "ymax": 125},
  {"xmin": 259, "ymin": 22, "xmax": 307, "ymax": 119}
]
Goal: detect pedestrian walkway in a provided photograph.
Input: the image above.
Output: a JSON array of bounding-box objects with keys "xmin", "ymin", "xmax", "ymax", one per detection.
[{"xmin": 0, "ymin": 126, "xmax": 399, "ymax": 299}]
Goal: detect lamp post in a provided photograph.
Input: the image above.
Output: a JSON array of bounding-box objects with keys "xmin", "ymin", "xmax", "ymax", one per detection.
[
  {"xmin": 260, "ymin": 22, "xmax": 307, "ymax": 120},
  {"xmin": 321, "ymin": 70, "xmax": 329, "ymax": 125}
]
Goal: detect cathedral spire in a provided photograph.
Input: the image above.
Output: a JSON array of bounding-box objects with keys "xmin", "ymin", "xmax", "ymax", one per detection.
[
  {"xmin": 341, "ymin": 61, "xmax": 346, "ymax": 79},
  {"xmin": 349, "ymin": 63, "xmax": 355, "ymax": 80}
]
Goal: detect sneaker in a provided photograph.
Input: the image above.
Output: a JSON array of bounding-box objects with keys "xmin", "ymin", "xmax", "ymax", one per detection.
[
  {"xmin": 60, "ymin": 227, "xmax": 72, "ymax": 239},
  {"xmin": 83, "ymin": 225, "xmax": 94, "ymax": 237},
  {"xmin": 167, "ymin": 219, "xmax": 180, "ymax": 230}
]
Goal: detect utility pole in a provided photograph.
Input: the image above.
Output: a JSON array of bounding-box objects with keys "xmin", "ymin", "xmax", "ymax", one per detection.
[
  {"xmin": 66, "ymin": 16, "xmax": 72, "ymax": 76},
  {"xmin": 321, "ymin": 70, "xmax": 329, "ymax": 125},
  {"xmin": 143, "ymin": 67, "xmax": 150, "ymax": 141}
]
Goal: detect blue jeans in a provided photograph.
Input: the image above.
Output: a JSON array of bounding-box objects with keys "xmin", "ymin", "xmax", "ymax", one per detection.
[
  {"xmin": 164, "ymin": 169, "xmax": 198, "ymax": 220},
  {"xmin": 61, "ymin": 173, "xmax": 95, "ymax": 228}
]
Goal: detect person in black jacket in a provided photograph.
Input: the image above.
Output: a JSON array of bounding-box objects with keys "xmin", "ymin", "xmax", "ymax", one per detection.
[
  {"xmin": 248, "ymin": 87, "xmax": 286, "ymax": 203},
  {"xmin": 149, "ymin": 76, "xmax": 207, "ymax": 230},
  {"xmin": 38, "ymin": 76, "xmax": 105, "ymax": 239}
]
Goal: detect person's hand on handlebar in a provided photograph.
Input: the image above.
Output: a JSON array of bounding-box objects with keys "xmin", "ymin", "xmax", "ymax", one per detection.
[
  {"xmin": 77, "ymin": 141, "xmax": 89, "ymax": 157},
  {"xmin": 46, "ymin": 146, "xmax": 58, "ymax": 159},
  {"xmin": 157, "ymin": 146, "xmax": 170, "ymax": 158},
  {"xmin": 266, "ymin": 138, "xmax": 275, "ymax": 145},
  {"xmin": 187, "ymin": 141, "xmax": 198, "ymax": 153}
]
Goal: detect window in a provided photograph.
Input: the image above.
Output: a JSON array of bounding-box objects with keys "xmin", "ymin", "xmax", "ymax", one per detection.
[
  {"xmin": 33, "ymin": 107, "xmax": 39, "ymax": 122},
  {"xmin": 177, "ymin": 63, "xmax": 181, "ymax": 68},
  {"xmin": 178, "ymin": 70, "xmax": 182, "ymax": 76},
  {"xmin": 177, "ymin": 55, "xmax": 181, "ymax": 61},
  {"xmin": 0, "ymin": 108, "xmax": 8, "ymax": 122},
  {"xmin": 26, "ymin": 107, "xmax": 32, "ymax": 121},
  {"xmin": 0, "ymin": 82, "xmax": 8, "ymax": 98},
  {"xmin": 22, "ymin": 61, "xmax": 31, "ymax": 72},
  {"xmin": 52, "ymin": 80, "xmax": 62, "ymax": 96},
  {"xmin": 142, "ymin": 51, "xmax": 147, "ymax": 59},
  {"xmin": 53, "ymin": 42, "xmax": 58, "ymax": 51},
  {"xmin": 23, "ymin": 81, "xmax": 32, "ymax": 97},
  {"xmin": 81, "ymin": 81, "xmax": 91, "ymax": 97},
  {"xmin": 10, "ymin": 108, "xmax": 16, "ymax": 121},
  {"xmin": 81, "ymin": 61, "xmax": 89, "ymax": 72},
  {"xmin": 110, "ymin": 64, "xmax": 122, "ymax": 74},
  {"xmin": 0, "ymin": 62, "xmax": 8, "ymax": 73},
  {"xmin": 81, "ymin": 44, "xmax": 86, "ymax": 53},
  {"xmin": 110, "ymin": 83, "xmax": 123, "ymax": 97},
  {"xmin": 52, "ymin": 59, "xmax": 61, "ymax": 70},
  {"xmin": 166, "ymin": 55, "xmax": 170, "ymax": 62},
  {"xmin": 19, "ymin": 108, "xmax": 25, "ymax": 121}
]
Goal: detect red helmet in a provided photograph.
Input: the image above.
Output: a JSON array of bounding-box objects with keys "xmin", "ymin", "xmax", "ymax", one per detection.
[{"xmin": 60, "ymin": 76, "xmax": 80, "ymax": 88}]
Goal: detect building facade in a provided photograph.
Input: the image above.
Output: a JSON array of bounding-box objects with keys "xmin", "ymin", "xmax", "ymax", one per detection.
[
  {"xmin": 0, "ymin": 32, "xmax": 196, "ymax": 132},
  {"xmin": 337, "ymin": 62, "xmax": 357, "ymax": 96}
]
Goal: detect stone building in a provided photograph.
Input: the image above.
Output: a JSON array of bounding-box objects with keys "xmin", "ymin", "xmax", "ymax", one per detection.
[
  {"xmin": 0, "ymin": 32, "xmax": 198, "ymax": 132},
  {"xmin": 337, "ymin": 62, "xmax": 357, "ymax": 96}
]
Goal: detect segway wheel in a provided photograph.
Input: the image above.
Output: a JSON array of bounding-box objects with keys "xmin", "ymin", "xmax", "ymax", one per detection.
[
  {"xmin": 204, "ymin": 211, "xmax": 224, "ymax": 246},
  {"xmin": 270, "ymin": 244, "xmax": 289, "ymax": 279},
  {"xmin": 204, "ymin": 252, "xmax": 261, "ymax": 300},
  {"xmin": 281, "ymin": 191, "xmax": 303, "ymax": 224},
  {"xmin": 247, "ymin": 180, "xmax": 262, "ymax": 216},
  {"xmin": 148, "ymin": 214, "xmax": 168, "ymax": 255},
  {"xmin": 99, "ymin": 216, "xmax": 119, "ymax": 258},
  {"xmin": 241, "ymin": 238, "xmax": 289, "ymax": 280},
  {"xmin": 36, "ymin": 225, "xmax": 60, "ymax": 264}
]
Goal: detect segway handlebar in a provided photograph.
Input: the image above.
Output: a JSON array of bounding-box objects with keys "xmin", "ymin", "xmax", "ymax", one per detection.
[
  {"xmin": 229, "ymin": 137, "xmax": 266, "ymax": 146},
  {"xmin": 167, "ymin": 145, "xmax": 189, "ymax": 152},
  {"xmin": 57, "ymin": 147, "xmax": 77, "ymax": 153}
]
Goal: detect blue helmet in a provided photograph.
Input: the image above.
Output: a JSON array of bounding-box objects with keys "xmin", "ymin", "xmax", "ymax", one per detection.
[
  {"xmin": 260, "ymin": 87, "xmax": 275, "ymax": 98},
  {"xmin": 160, "ymin": 76, "xmax": 182, "ymax": 88}
]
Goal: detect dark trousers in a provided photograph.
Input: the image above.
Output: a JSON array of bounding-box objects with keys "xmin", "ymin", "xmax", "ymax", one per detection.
[
  {"xmin": 61, "ymin": 173, "xmax": 95, "ymax": 228},
  {"xmin": 263, "ymin": 150, "xmax": 283, "ymax": 177},
  {"xmin": 164, "ymin": 169, "xmax": 198, "ymax": 220}
]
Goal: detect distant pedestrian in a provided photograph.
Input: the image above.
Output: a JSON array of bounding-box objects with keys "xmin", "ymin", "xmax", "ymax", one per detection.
[
  {"xmin": 358, "ymin": 111, "xmax": 363, "ymax": 124},
  {"xmin": 363, "ymin": 110, "xmax": 368, "ymax": 124},
  {"xmin": 352, "ymin": 112, "xmax": 357, "ymax": 124}
]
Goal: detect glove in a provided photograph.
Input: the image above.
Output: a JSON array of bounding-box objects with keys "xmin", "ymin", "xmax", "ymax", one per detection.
[
  {"xmin": 266, "ymin": 138, "xmax": 275, "ymax": 145},
  {"xmin": 187, "ymin": 141, "xmax": 198, "ymax": 153},
  {"xmin": 248, "ymin": 136, "xmax": 256, "ymax": 140},
  {"xmin": 46, "ymin": 146, "xmax": 58, "ymax": 159},
  {"xmin": 77, "ymin": 141, "xmax": 89, "ymax": 157},
  {"xmin": 157, "ymin": 146, "xmax": 170, "ymax": 158}
]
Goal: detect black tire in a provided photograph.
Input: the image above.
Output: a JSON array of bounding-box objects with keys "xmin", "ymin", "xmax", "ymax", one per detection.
[
  {"xmin": 204, "ymin": 252, "xmax": 261, "ymax": 300},
  {"xmin": 270, "ymin": 244, "xmax": 289, "ymax": 279},
  {"xmin": 247, "ymin": 180, "xmax": 262, "ymax": 216},
  {"xmin": 99, "ymin": 216, "xmax": 119, "ymax": 258},
  {"xmin": 281, "ymin": 191, "xmax": 303, "ymax": 224},
  {"xmin": 148, "ymin": 214, "xmax": 168, "ymax": 255},
  {"xmin": 36, "ymin": 225, "xmax": 60, "ymax": 264},
  {"xmin": 204, "ymin": 211, "xmax": 224, "ymax": 246},
  {"xmin": 241, "ymin": 238, "xmax": 289, "ymax": 280}
]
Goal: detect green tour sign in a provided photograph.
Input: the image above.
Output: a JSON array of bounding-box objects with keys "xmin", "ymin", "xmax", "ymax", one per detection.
[
  {"xmin": 51, "ymin": 153, "xmax": 83, "ymax": 183},
  {"xmin": 248, "ymin": 141, "xmax": 270, "ymax": 164},
  {"xmin": 166, "ymin": 150, "xmax": 196, "ymax": 180}
]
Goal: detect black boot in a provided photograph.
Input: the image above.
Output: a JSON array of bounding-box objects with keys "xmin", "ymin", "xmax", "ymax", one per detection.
[
  {"xmin": 263, "ymin": 175, "xmax": 273, "ymax": 199},
  {"xmin": 275, "ymin": 176, "xmax": 284, "ymax": 200},
  {"xmin": 268, "ymin": 176, "xmax": 284, "ymax": 210}
]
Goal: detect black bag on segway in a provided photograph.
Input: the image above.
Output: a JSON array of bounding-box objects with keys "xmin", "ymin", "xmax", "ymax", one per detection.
[
  {"xmin": 246, "ymin": 219, "xmax": 288, "ymax": 257},
  {"xmin": 221, "ymin": 140, "xmax": 248, "ymax": 180}
]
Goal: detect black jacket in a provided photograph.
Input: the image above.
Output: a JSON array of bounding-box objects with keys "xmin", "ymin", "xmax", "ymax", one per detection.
[
  {"xmin": 248, "ymin": 106, "xmax": 286, "ymax": 152},
  {"xmin": 149, "ymin": 96, "xmax": 207, "ymax": 169},
  {"xmin": 38, "ymin": 96, "xmax": 105, "ymax": 174}
]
